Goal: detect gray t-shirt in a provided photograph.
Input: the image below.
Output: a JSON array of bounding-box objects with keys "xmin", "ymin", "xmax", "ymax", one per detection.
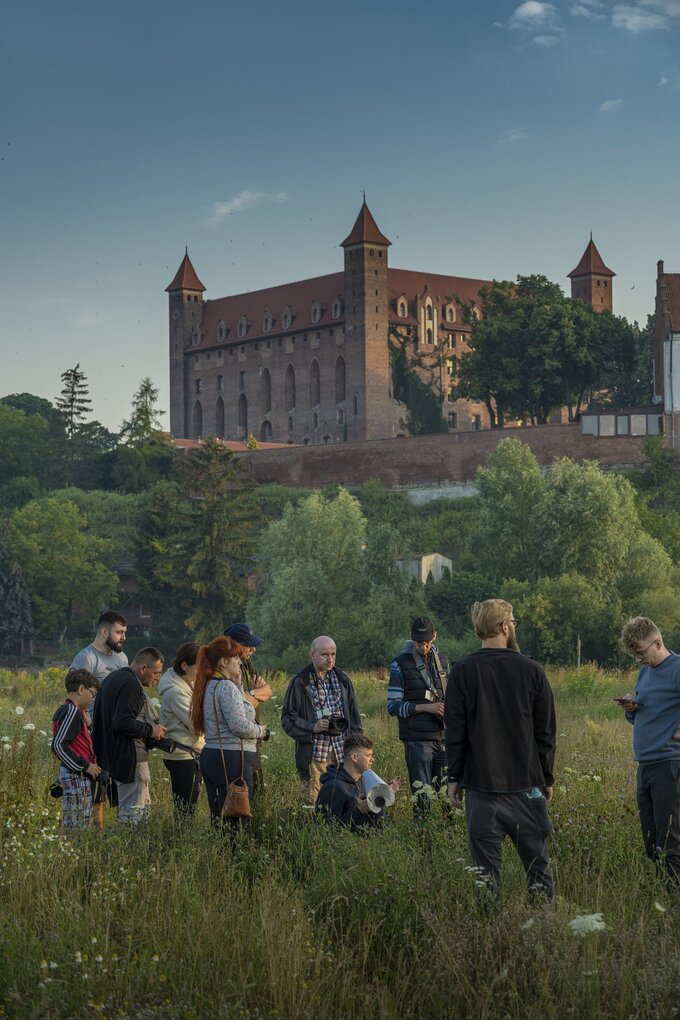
[{"xmin": 70, "ymin": 644, "xmax": 128, "ymax": 683}]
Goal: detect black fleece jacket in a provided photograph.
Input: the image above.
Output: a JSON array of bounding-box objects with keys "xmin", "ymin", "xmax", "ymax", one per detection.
[
  {"xmin": 91, "ymin": 666, "xmax": 153, "ymax": 784},
  {"xmin": 445, "ymin": 647, "xmax": 556, "ymax": 792},
  {"xmin": 316, "ymin": 765, "xmax": 381, "ymax": 830}
]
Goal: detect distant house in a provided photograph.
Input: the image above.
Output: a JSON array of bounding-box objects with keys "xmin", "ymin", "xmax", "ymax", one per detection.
[{"xmin": 397, "ymin": 553, "xmax": 452, "ymax": 585}]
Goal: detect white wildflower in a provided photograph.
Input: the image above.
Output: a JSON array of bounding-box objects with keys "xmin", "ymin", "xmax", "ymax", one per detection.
[
  {"xmin": 3, "ymin": 745, "xmax": 12, "ymax": 753},
  {"xmin": 592, "ymin": 775, "xmax": 602, "ymax": 782},
  {"xmin": 39, "ymin": 730, "xmax": 47, "ymax": 737},
  {"xmin": 151, "ymin": 955, "xmax": 159, "ymax": 963},
  {"xmin": 74, "ymin": 952, "xmax": 82, "ymax": 964},
  {"xmin": 40, "ymin": 961, "xmax": 48, "ymax": 970},
  {"xmin": 23, "ymin": 723, "xmax": 36, "ymax": 731},
  {"xmin": 1, "ymin": 736, "xmax": 10, "ymax": 742},
  {"xmin": 14, "ymin": 706, "xmax": 24, "ymax": 716},
  {"xmin": 521, "ymin": 918, "xmax": 535, "ymax": 930},
  {"xmin": 654, "ymin": 901, "xmax": 667, "ymax": 913},
  {"xmin": 17, "ymin": 741, "xmax": 25, "ymax": 748},
  {"xmin": 49, "ymin": 961, "xmax": 58, "ymax": 969},
  {"xmin": 568, "ymin": 913, "xmax": 606, "ymax": 936},
  {"xmin": 94, "ymin": 955, "xmax": 103, "ymax": 963}
]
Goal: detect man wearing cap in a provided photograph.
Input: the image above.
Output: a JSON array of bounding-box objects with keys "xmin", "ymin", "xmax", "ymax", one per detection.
[
  {"xmin": 281, "ymin": 635, "xmax": 363, "ymax": 805},
  {"xmin": 224, "ymin": 623, "xmax": 272, "ymax": 795},
  {"xmin": 387, "ymin": 617, "xmax": 449, "ymax": 818}
]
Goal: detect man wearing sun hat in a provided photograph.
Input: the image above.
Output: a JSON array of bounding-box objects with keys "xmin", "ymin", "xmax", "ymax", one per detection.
[{"xmin": 224, "ymin": 622, "xmax": 272, "ymax": 795}]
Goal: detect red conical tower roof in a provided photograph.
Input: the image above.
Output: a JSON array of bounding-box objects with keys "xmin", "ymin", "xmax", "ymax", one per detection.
[
  {"xmin": 165, "ymin": 251, "xmax": 206, "ymax": 292},
  {"xmin": 568, "ymin": 238, "xmax": 615, "ymax": 279},
  {"xmin": 341, "ymin": 200, "xmax": 391, "ymax": 248}
]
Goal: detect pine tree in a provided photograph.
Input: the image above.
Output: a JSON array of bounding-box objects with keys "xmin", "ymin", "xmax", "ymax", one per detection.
[
  {"xmin": 119, "ymin": 377, "xmax": 166, "ymax": 446},
  {"xmin": 0, "ymin": 530, "xmax": 34, "ymax": 655},
  {"xmin": 55, "ymin": 364, "xmax": 92, "ymax": 484}
]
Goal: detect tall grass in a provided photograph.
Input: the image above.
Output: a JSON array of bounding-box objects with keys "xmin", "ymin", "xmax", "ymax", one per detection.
[{"xmin": 0, "ymin": 667, "xmax": 678, "ymax": 1019}]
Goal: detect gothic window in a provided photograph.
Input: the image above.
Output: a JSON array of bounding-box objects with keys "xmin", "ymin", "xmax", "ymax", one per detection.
[
  {"xmin": 447, "ymin": 359, "xmax": 455, "ymax": 377},
  {"xmin": 426, "ymin": 328, "xmax": 433, "ymax": 345},
  {"xmin": 282, "ymin": 307, "xmax": 293, "ymax": 329},
  {"xmin": 260, "ymin": 367, "xmax": 271, "ymax": 415},
  {"xmin": 445, "ymin": 304, "xmax": 455, "ymax": 323},
  {"xmin": 192, "ymin": 327, "xmax": 201, "ymax": 346},
  {"xmin": 239, "ymin": 371, "xmax": 245, "ymax": 391},
  {"xmin": 337, "ymin": 408, "xmax": 344, "ymax": 425},
  {"xmin": 195, "ymin": 379, "xmax": 202, "ymax": 395},
  {"xmin": 310, "ymin": 359, "xmax": 320, "ymax": 407},
  {"xmin": 217, "ymin": 321, "xmax": 227, "ymax": 342},
  {"xmin": 398, "ymin": 300, "xmax": 407, "ymax": 318},
  {"xmin": 311, "ymin": 300, "xmax": 321, "ymax": 324},
  {"xmin": 335, "ymin": 355, "xmax": 346, "ymax": 404},
  {"xmin": 471, "ymin": 414, "xmax": 481, "ymax": 431},
  {"xmin": 312, "ymin": 411, "xmax": 319, "ymax": 430},
  {"xmin": 238, "ymin": 315, "xmax": 248, "ymax": 338},
  {"xmin": 332, "ymin": 298, "xmax": 343, "ymax": 319},
  {"xmin": 237, "ymin": 393, "xmax": 248, "ymax": 440},
  {"xmin": 215, "ymin": 397, "xmax": 225, "ymax": 438},
  {"xmin": 193, "ymin": 401, "xmax": 203, "ymax": 439},
  {"xmin": 260, "ymin": 420, "xmax": 272, "ymax": 442},
  {"xmin": 285, "ymin": 364, "xmax": 296, "ymax": 411},
  {"xmin": 217, "ymin": 374, "xmax": 224, "ymax": 391},
  {"xmin": 426, "ymin": 305, "xmax": 433, "ymax": 322},
  {"xmin": 263, "ymin": 310, "xmax": 273, "ymax": 333},
  {"xmin": 287, "ymin": 415, "xmax": 294, "ymax": 434}
]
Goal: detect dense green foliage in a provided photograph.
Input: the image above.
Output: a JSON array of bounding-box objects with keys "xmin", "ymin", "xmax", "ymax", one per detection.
[
  {"xmin": 454, "ymin": 276, "xmax": 652, "ymax": 426},
  {"xmin": 1, "ymin": 666, "xmax": 679, "ymax": 1020}
]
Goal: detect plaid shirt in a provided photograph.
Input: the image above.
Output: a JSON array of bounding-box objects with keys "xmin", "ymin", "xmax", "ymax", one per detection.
[{"xmin": 309, "ymin": 668, "xmax": 345, "ymax": 763}]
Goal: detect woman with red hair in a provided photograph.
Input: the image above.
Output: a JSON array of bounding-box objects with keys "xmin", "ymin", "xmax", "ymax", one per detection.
[{"xmin": 191, "ymin": 636, "xmax": 270, "ymax": 828}]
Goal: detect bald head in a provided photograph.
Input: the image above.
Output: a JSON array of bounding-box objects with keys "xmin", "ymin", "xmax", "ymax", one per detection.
[{"xmin": 310, "ymin": 635, "xmax": 336, "ymax": 677}]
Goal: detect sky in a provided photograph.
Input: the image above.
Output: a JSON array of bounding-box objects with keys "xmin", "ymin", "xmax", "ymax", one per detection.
[{"xmin": 1, "ymin": 0, "xmax": 679, "ymax": 432}]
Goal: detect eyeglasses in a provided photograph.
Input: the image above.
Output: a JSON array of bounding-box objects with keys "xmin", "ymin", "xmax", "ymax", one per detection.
[
  {"xmin": 632, "ymin": 639, "xmax": 658, "ymax": 661},
  {"xmin": 505, "ymin": 618, "xmax": 519, "ymax": 627}
]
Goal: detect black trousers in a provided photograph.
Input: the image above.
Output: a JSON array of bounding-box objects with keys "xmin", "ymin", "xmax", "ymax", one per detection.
[
  {"xmin": 200, "ymin": 747, "xmax": 255, "ymax": 832},
  {"xmin": 637, "ymin": 759, "xmax": 680, "ymax": 889},
  {"xmin": 465, "ymin": 788, "xmax": 554, "ymax": 899},
  {"xmin": 163, "ymin": 758, "xmax": 202, "ymax": 816}
]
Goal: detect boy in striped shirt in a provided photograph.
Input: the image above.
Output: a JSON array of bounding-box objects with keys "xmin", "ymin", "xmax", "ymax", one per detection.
[{"xmin": 51, "ymin": 669, "xmax": 102, "ymax": 829}]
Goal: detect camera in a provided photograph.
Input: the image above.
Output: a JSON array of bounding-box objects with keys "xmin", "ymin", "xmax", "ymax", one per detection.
[
  {"xmin": 326, "ymin": 715, "xmax": 348, "ymax": 737},
  {"xmin": 96, "ymin": 769, "xmax": 110, "ymax": 787}
]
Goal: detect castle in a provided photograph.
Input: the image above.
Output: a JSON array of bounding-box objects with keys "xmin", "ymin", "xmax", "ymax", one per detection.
[{"xmin": 167, "ymin": 202, "xmax": 614, "ymax": 444}]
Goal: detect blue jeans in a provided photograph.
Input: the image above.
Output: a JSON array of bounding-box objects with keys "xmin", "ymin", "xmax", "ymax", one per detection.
[
  {"xmin": 403, "ymin": 740, "xmax": 448, "ymax": 818},
  {"xmin": 200, "ymin": 747, "xmax": 255, "ymax": 832}
]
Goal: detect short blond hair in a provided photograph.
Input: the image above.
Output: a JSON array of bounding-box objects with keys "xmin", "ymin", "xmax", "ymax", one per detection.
[
  {"xmin": 621, "ymin": 616, "xmax": 661, "ymax": 653},
  {"xmin": 471, "ymin": 599, "xmax": 513, "ymax": 640}
]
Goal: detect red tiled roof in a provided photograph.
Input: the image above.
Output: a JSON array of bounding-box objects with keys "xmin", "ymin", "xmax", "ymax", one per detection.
[
  {"xmin": 568, "ymin": 239, "xmax": 615, "ymax": 279},
  {"xmin": 199, "ymin": 272, "xmax": 345, "ymax": 347},
  {"xmin": 387, "ymin": 268, "xmax": 491, "ymax": 325},
  {"xmin": 665, "ymin": 273, "xmax": 680, "ymax": 331},
  {"xmin": 166, "ymin": 252, "xmax": 206, "ymax": 292},
  {"xmin": 340, "ymin": 200, "xmax": 391, "ymax": 248}
]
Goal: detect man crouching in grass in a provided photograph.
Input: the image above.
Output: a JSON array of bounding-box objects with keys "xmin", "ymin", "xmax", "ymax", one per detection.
[{"xmin": 316, "ymin": 734, "xmax": 403, "ymax": 830}]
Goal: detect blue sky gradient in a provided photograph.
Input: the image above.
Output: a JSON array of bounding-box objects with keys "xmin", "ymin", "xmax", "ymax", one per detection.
[{"xmin": 1, "ymin": 0, "xmax": 679, "ymax": 429}]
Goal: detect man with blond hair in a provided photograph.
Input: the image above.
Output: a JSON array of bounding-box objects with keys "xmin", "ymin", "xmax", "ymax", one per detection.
[
  {"xmin": 281, "ymin": 635, "xmax": 363, "ymax": 804},
  {"xmin": 445, "ymin": 599, "xmax": 556, "ymax": 898},
  {"xmin": 617, "ymin": 616, "xmax": 680, "ymax": 889}
]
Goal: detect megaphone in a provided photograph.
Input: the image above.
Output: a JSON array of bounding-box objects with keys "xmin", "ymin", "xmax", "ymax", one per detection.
[{"xmin": 361, "ymin": 769, "xmax": 395, "ymax": 814}]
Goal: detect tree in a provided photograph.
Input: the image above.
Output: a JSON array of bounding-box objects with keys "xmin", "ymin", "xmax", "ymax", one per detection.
[
  {"xmin": 0, "ymin": 403, "xmax": 49, "ymax": 487},
  {"xmin": 6, "ymin": 498, "xmax": 118, "ymax": 640},
  {"xmin": 454, "ymin": 275, "xmax": 649, "ymax": 425},
  {"xmin": 0, "ymin": 529, "xmax": 34, "ymax": 655},
  {"xmin": 119, "ymin": 378, "xmax": 165, "ymax": 446},
  {"xmin": 55, "ymin": 364, "xmax": 93, "ymax": 485},
  {"xmin": 142, "ymin": 441, "xmax": 258, "ymax": 644}
]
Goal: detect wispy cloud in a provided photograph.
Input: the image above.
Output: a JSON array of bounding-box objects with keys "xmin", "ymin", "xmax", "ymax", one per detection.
[
  {"xmin": 498, "ymin": 128, "xmax": 529, "ymax": 144},
  {"xmin": 570, "ymin": 0, "xmax": 607, "ymax": 18},
  {"xmin": 73, "ymin": 309, "xmax": 121, "ymax": 329},
  {"xmin": 207, "ymin": 189, "xmax": 289, "ymax": 226},
  {"xmin": 658, "ymin": 71, "xmax": 669, "ymax": 84},
  {"xmin": 533, "ymin": 33, "xmax": 561, "ymax": 43},
  {"xmin": 599, "ymin": 98, "xmax": 624, "ymax": 112},
  {"xmin": 612, "ymin": 3, "xmax": 672, "ymax": 31},
  {"xmin": 509, "ymin": 1, "xmax": 558, "ymax": 27}
]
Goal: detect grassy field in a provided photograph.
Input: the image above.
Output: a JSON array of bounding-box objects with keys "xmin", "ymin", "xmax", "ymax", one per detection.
[{"xmin": 0, "ymin": 664, "xmax": 678, "ymax": 1020}]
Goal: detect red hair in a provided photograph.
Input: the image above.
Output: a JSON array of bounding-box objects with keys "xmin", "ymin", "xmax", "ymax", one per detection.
[{"xmin": 190, "ymin": 636, "xmax": 244, "ymax": 734}]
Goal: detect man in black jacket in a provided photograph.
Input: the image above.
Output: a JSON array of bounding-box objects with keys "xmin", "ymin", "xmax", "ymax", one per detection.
[
  {"xmin": 281, "ymin": 635, "xmax": 363, "ymax": 804},
  {"xmin": 316, "ymin": 735, "xmax": 402, "ymax": 830},
  {"xmin": 387, "ymin": 617, "xmax": 449, "ymax": 818},
  {"xmin": 445, "ymin": 599, "xmax": 556, "ymax": 899},
  {"xmin": 91, "ymin": 647, "xmax": 166, "ymax": 824}
]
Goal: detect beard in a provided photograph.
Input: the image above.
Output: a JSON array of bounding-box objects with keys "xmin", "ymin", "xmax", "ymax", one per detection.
[
  {"xmin": 106, "ymin": 635, "xmax": 124, "ymax": 653},
  {"xmin": 507, "ymin": 631, "xmax": 521, "ymax": 653}
]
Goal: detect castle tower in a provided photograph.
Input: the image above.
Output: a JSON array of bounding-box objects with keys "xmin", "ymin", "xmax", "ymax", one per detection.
[
  {"xmin": 568, "ymin": 237, "xmax": 615, "ymax": 313},
  {"xmin": 166, "ymin": 251, "xmax": 206, "ymax": 437},
  {"xmin": 341, "ymin": 200, "xmax": 392, "ymax": 441}
]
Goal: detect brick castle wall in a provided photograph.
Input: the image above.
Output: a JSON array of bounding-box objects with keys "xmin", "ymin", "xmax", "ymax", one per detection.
[{"xmin": 236, "ymin": 424, "xmax": 649, "ymax": 489}]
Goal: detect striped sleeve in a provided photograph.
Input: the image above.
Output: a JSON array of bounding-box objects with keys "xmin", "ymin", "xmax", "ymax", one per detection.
[
  {"xmin": 217, "ymin": 681, "xmax": 262, "ymax": 740},
  {"xmin": 387, "ymin": 659, "xmax": 415, "ymax": 718},
  {"xmin": 51, "ymin": 704, "xmax": 88, "ymax": 773}
]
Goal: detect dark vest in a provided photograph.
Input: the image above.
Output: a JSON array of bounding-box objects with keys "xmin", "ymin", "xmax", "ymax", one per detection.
[{"xmin": 396, "ymin": 648, "xmax": 449, "ymax": 741}]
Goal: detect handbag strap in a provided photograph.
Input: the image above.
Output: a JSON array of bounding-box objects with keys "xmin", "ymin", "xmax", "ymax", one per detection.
[{"xmin": 211, "ymin": 680, "xmax": 245, "ymax": 783}]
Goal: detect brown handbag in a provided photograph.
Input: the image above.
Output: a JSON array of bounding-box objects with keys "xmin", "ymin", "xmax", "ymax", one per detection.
[{"xmin": 212, "ymin": 685, "xmax": 252, "ymax": 819}]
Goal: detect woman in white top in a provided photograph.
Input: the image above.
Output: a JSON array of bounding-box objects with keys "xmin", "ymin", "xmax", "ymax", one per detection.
[{"xmin": 158, "ymin": 641, "xmax": 204, "ymax": 816}]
